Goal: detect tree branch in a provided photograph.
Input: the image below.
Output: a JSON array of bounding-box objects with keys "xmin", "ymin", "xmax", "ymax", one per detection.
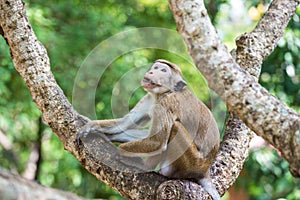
[
  {"xmin": 0, "ymin": 130, "xmax": 19, "ymax": 172},
  {"xmin": 166, "ymin": 0, "xmax": 300, "ymax": 196},
  {"xmin": 0, "ymin": 167, "xmax": 87, "ymax": 200},
  {"xmin": 212, "ymin": 0, "xmax": 300, "ymax": 194},
  {"xmin": 235, "ymin": 0, "xmax": 300, "ymax": 80},
  {"xmin": 0, "ymin": 0, "xmax": 167, "ymax": 199},
  {"xmin": 1, "ymin": 0, "xmax": 299, "ymax": 199},
  {"xmin": 169, "ymin": 0, "xmax": 300, "ymax": 177},
  {"xmin": 234, "ymin": 0, "xmax": 300, "ymax": 177}
]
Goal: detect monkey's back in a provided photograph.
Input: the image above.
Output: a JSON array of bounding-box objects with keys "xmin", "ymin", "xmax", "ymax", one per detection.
[{"xmin": 158, "ymin": 88, "xmax": 220, "ymax": 179}]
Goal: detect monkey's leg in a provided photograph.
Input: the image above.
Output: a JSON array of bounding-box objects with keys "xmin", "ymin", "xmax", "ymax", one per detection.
[
  {"xmin": 162, "ymin": 121, "xmax": 200, "ymax": 168},
  {"xmin": 77, "ymin": 119, "xmax": 118, "ymax": 143},
  {"xmin": 117, "ymin": 127, "xmax": 170, "ymax": 157},
  {"xmin": 118, "ymin": 106, "xmax": 173, "ymax": 157},
  {"xmin": 161, "ymin": 121, "xmax": 221, "ymax": 200},
  {"xmin": 159, "ymin": 120, "xmax": 200, "ymax": 177},
  {"xmin": 108, "ymin": 129, "xmax": 149, "ymax": 143}
]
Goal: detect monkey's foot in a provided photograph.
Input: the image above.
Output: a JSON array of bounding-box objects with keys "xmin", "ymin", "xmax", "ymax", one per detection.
[{"xmin": 76, "ymin": 123, "xmax": 101, "ymax": 146}]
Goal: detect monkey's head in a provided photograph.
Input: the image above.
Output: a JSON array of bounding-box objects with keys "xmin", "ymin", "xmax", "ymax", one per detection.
[{"xmin": 141, "ymin": 59, "xmax": 187, "ymax": 94}]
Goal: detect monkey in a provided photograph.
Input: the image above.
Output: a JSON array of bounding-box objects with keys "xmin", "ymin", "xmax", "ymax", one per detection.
[{"xmin": 78, "ymin": 59, "xmax": 221, "ymax": 200}]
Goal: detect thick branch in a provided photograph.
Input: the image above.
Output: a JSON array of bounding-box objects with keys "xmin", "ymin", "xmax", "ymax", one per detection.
[
  {"xmin": 0, "ymin": 0, "xmax": 167, "ymax": 199},
  {"xmin": 1, "ymin": 0, "xmax": 299, "ymax": 199},
  {"xmin": 214, "ymin": 0, "xmax": 300, "ymax": 194},
  {"xmin": 0, "ymin": 167, "xmax": 87, "ymax": 200},
  {"xmin": 169, "ymin": 0, "xmax": 300, "ymax": 177},
  {"xmin": 168, "ymin": 0, "xmax": 300, "ymax": 197},
  {"xmin": 234, "ymin": 0, "xmax": 300, "ymax": 178},
  {"xmin": 235, "ymin": 0, "xmax": 300, "ymax": 80}
]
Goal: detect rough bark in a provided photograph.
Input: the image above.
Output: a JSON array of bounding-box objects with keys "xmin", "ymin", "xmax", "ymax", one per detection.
[
  {"xmin": 228, "ymin": 0, "xmax": 300, "ymax": 179},
  {"xmin": 208, "ymin": 0, "xmax": 300, "ymax": 195},
  {"xmin": 0, "ymin": 0, "xmax": 166, "ymax": 199},
  {"xmin": 0, "ymin": 167, "xmax": 88, "ymax": 200},
  {"xmin": 0, "ymin": 0, "xmax": 299, "ymax": 199},
  {"xmin": 169, "ymin": 0, "xmax": 300, "ymax": 178},
  {"xmin": 234, "ymin": 0, "xmax": 299, "ymax": 80}
]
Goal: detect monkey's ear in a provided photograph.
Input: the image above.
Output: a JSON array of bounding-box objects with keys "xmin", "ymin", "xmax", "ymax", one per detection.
[{"xmin": 174, "ymin": 80, "xmax": 187, "ymax": 92}]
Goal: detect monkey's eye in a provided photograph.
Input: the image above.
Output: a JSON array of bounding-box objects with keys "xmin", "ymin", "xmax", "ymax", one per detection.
[
  {"xmin": 161, "ymin": 68, "xmax": 167, "ymax": 72},
  {"xmin": 154, "ymin": 66, "xmax": 158, "ymax": 70}
]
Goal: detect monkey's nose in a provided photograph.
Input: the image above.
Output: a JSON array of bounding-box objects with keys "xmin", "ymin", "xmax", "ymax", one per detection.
[{"xmin": 145, "ymin": 71, "xmax": 153, "ymax": 77}]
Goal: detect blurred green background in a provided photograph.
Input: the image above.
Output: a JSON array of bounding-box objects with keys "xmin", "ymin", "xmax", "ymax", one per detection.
[{"xmin": 0, "ymin": 0, "xmax": 299, "ymax": 199}]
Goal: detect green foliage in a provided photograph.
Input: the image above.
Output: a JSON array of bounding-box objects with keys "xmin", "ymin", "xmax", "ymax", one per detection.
[
  {"xmin": 261, "ymin": 8, "xmax": 300, "ymax": 109},
  {"xmin": 239, "ymin": 147, "xmax": 300, "ymax": 200},
  {"xmin": 0, "ymin": 0, "xmax": 299, "ymax": 199},
  {"xmin": 0, "ymin": 36, "xmax": 41, "ymax": 173}
]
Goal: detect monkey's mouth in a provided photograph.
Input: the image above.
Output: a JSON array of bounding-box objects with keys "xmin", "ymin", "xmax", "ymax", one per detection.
[{"xmin": 141, "ymin": 78, "xmax": 162, "ymax": 89}]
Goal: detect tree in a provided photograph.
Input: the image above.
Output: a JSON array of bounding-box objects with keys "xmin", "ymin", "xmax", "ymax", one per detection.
[{"xmin": 0, "ymin": 0, "xmax": 299, "ymax": 199}]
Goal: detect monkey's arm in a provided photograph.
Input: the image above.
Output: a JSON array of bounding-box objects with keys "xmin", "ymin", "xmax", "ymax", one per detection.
[
  {"xmin": 118, "ymin": 106, "xmax": 173, "ymax": 157},
  {"xmin": 78, "ymin": 94, "xmax": 153, "ymax": 141}
]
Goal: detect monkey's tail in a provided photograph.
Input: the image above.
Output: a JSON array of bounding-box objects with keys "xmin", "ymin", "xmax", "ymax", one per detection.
[{"xmin": 198, "ymin": 178, "xmax": 221, "ymax": 200}]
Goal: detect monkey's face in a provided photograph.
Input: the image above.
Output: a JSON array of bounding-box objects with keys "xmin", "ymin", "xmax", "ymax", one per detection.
[{"xmin": 141, "ymin": 61, "xmax": 187, "ymax": 94}]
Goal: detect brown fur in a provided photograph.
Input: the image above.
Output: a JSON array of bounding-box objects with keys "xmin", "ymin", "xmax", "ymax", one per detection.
[
  {"xmin": 79, "ymin": 60, "xmax": 220, "ymax": 200},
  {"xmin": 118, "ymin": 88, "xmax": 220, "ymax": 179}
]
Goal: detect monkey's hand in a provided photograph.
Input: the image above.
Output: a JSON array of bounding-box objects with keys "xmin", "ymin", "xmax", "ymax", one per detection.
[
  {"xmin": 77, "ymin": 121, "xmax": 105, "ymax": 145},
  {"xmin": 77, "ymin": 118, "xmax": 122, "ymax": 142}
]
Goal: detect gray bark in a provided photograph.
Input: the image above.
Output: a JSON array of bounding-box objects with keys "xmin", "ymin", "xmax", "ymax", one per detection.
[
  {"xmin": 0, "ymin": 167, "xmax": 88, "ymax": 200},
  {"xmin": 0, "ymin": 0, "xmax": 166, "ymax": 199},
  {"xmin": 0, "ymin": 0, "xmax": 299, "ymax": 199},
  {"xmin": 169, "ymin": 0, "xmax": 300, "ymax": 179},
  {"xmin": 203, "ymin": 0, "xmax": 300, "ymax": 195}
]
